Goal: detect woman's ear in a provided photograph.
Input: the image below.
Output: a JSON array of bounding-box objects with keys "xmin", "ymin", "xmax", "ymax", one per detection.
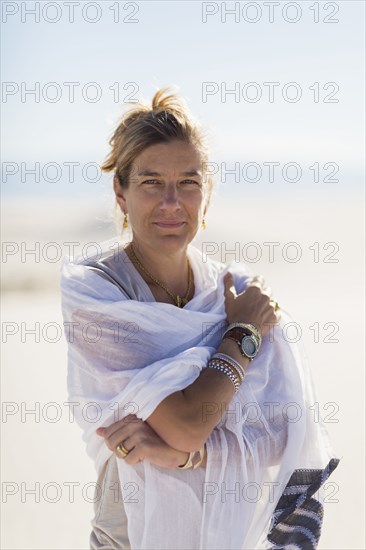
[{"xmin": 113, "ymin": 175, "xmax": 127, "ymax": 211}]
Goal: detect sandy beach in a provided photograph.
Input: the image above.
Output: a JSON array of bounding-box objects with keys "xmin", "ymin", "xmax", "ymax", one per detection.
[{"xmin": 1, "ymin": 196, "xmax": 364, "ymax": 549}]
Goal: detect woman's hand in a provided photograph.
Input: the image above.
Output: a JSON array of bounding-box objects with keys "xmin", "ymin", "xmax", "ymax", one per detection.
[
  {"xmin": 96, "ymin": 414, "xmax": 190, "ymax": 468},
  {"xmin": 223, "ymin": 272, "xmax": 280, "ymax": 338}
]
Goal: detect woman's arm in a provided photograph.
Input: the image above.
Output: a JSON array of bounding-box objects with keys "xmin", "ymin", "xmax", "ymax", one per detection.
[
  {"xmin": 145, "ymin": 274, "xmax": 279, "ymax": 452},
  {"xmin": 97, "ymin": 273, "xmax": 278, "ymax": 455},
  {"xmin": 145, "ymin": 338, "xmax": 248, "ymax": 451},
  {"xmin": 96, "ymin": 414, "xmax": 208, "ymax": 469}
]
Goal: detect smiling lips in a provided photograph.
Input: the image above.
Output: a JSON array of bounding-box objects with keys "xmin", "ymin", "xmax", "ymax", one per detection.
[{"xmin": 154, "ymin": 221, "xmax": 186, "ymax": 228}]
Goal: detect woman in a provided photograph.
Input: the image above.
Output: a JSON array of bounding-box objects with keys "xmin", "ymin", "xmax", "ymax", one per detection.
[{"xmin": 61, "ymin": 88, "xmax": 339, "ymax": 550}]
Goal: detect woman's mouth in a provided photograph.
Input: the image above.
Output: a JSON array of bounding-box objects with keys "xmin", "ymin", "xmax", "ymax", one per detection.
[{"xmin": 154, "ymin": 221, "xmax": 186, "ymax": 228}]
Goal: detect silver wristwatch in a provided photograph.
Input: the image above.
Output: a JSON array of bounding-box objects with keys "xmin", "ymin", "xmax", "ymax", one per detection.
[{"xmin": 222, "ymin": 323, "xmax": 262, "ymax": 361}]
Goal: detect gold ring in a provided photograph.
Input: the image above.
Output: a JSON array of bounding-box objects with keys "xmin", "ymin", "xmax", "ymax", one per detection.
[
  {"xmin": 116, "ymin": 442, "xmax": 129, "ymax": 458},
  {"xmin": 270, "ymin": 299, "xmax": 280, "ymax": 312}
]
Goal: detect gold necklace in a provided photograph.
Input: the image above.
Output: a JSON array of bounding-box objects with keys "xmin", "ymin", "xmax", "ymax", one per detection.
[{"xmin": 128, "ymin": 243, "xmax": 193, "ymax": 308}]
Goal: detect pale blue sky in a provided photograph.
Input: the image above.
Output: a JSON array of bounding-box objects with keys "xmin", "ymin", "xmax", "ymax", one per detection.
[{"xmin": 1, "ymin": 0, "xmax": 365, "ymax": 199}]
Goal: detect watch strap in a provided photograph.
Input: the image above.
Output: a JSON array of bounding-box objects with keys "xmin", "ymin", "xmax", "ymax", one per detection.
[{"xmin": 223, "ymin": 322, "xmax": 262, "ymax": 344}]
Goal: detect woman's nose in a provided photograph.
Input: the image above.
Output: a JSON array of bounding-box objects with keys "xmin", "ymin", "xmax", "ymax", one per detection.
[{"xmin": 160, "ymin": 184, "xmax": 180, "ymax": 207}]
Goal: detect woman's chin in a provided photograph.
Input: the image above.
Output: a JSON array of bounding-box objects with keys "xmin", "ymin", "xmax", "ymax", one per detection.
[{"xmin": 153, "ymin": 233, "xmax": 191, "ymax": 252}]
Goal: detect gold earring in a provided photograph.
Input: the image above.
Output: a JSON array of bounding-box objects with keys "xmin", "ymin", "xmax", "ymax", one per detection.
[
  {"xmin": 201, "ymin": 217, "xmax": 206, "ymax": 230},
  {"xmin": 123, "ymin": 212, "xmax": 128, "ymax": 228}
]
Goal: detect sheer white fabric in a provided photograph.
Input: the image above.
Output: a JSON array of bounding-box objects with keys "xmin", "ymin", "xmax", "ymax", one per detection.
[{"xmin": 60, "ymin": 237, "xmax": 337, "ymax": 550}]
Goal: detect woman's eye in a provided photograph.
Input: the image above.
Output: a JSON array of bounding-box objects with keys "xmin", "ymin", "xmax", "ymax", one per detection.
[
  {"xmin": 182, "ymin": 179, "xmax": 199, "ymax": 185},
  {"xmin": 141, "ymin": 179, "xmax": 201, "ymax": 188}
]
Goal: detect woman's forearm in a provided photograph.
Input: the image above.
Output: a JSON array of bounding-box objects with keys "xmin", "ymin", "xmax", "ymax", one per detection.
[{"xmin": 145, "ymin": 338, "xmax": 250, "ymax": 451}]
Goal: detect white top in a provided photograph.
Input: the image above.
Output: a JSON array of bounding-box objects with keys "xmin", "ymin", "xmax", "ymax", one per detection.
[{"xmin": 60, "ymin": 237, "xmax": 338, "ymax": 550}]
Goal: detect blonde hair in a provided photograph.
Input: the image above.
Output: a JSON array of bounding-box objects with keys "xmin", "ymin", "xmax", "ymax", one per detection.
[{"xmin": 101, "ymin": 87, "xmax": 213, "ymax": 229}]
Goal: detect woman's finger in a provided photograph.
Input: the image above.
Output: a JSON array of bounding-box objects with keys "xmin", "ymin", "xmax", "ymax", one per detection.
[
  {"xmin": 120, "ymin": 445, "xmax": 144, "ymax": 465},
  {"xmin": 96, "ymin": 414, "xmax": 142, "ymax": 439},
  {"xmin": 247, "ymin": 275, "xmax": 272, "ymax": 298},
  {"xmin": 108, "ymin": 428, "xmax": 143, "ymax": 453},
  {"xmin": 104, "ymin": 417, "xmax": 159, "ymax": 454},
  {"xmin": 249, "ymin": 275, "xmax": 265, "ymax": 287},
  {"xmin": 96, "ymin": 422, "xmax": 122, "ymax": 439},
  {"xmin": 248, "ymin": 275, "xmax": 267, "ymax": 290},
  {"xmin": 223, "ymin": 272, "xmax": 237, "ymax": 298}
]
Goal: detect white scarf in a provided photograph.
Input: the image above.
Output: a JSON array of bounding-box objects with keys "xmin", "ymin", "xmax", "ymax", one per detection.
[{"xmin": 60, "ymin": 237, "xmax": 339, "ymax": 550}]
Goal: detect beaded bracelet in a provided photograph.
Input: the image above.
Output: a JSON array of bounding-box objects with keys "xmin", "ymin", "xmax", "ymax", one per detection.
[
  {"xmin": 209, "ymin": 357, "xmax": 243, "ymax": 384},
  {"xmin": 208, "ymin": 358, "xmax": 238, "ymax": 381},
  {"xmin": 207, "ymin": 359, "xmax": 241, "ymax": 393},
  {"xmin": 210, "ymin": 363, "xmax": 240, "ymax": 393},
  {"xmin": 208, "ymin": 357, "xmax": 242, "ymax": 381},
  {"xmin": 212, "ymin": 352, "xmax": 245, "ymax": 381}
]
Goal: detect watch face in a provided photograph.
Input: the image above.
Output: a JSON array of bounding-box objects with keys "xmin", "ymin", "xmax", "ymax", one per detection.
[{"xmin": 242, "ymin": 336, "xmax": 257, "ymax": 357}]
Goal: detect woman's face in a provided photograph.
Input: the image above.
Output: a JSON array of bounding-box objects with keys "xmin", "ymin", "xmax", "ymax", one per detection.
[{"xmin": 114, "ymin": 140, "xmax": 209, "ymax": 255}]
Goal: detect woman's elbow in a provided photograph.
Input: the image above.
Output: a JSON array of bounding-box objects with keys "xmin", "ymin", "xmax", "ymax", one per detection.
[{"xmin": 146, "ymin": 413, "xmax": 206, "ymax": 453}]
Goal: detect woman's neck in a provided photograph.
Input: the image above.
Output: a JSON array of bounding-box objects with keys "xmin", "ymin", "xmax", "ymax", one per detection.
[{"xmin": 124, "ymin": 241, "xmax": 192, "ymax": 298}]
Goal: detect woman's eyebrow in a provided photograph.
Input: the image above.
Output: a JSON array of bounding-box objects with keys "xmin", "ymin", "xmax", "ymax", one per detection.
[{"xmin": 137, "ymin": 170, "xmax": 202, "ymax": 177}]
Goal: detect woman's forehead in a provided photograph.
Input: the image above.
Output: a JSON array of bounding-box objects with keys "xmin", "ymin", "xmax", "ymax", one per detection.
[{"xmin": 132, "ymin": 142, "xmax": 205, "ymax": 175}]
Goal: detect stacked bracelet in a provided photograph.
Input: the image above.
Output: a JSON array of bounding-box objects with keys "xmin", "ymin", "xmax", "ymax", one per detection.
[
  {"xmin": 212, "ymin": 352, "xmax": 245, "ymax": 382},
  {"xmin": 207, "ymin": 358, "xmax": 241, "ymax": 393}
]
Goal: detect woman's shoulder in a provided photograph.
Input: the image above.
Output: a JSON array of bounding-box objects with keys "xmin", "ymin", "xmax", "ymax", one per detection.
[
  {"xmin": 62, "ymin": 238, "xmax": 123, "ymax": 267},
  {"xmin": 188, "ymin": 243, "xmax": 254, "ymax": 290},
  {"xmin": 60, "ymin": 238, "xmax": 131, "ymax": 301}
]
